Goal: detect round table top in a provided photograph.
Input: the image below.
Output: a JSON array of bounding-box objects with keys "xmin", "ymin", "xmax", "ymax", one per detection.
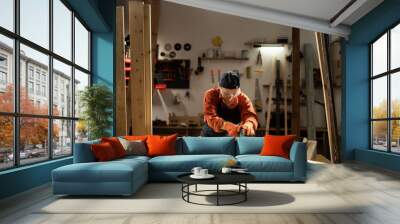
[{"xmin": 177, "ymin": 172, "xmax": 255, "ymax": 185}]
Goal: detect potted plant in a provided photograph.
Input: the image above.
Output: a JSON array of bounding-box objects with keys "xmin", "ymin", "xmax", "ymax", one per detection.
[{"xmin": 79, "ymin": 84, "xmax": 113, "ymax": 140}]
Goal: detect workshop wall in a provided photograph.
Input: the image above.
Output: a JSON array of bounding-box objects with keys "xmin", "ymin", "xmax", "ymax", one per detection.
[{"xmin": 154, "ymin": 1, "xmax": 340, "ymax": 129}]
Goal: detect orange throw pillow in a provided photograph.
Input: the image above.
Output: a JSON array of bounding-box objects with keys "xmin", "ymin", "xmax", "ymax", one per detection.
[
  {"xmin": 101, "ymin": 137, "xmax": 126, "ymax": 158},
  {"xmin": 91, "ymin": 142, "xmax": 117, "ymax": 161},
  {"xmin": 260, "ymin": 135, "xmax": 296, "ymax": 159},
  {"xmin": 146, "ymin": 134, "xmax": 177, "ymax": 157},
  {"xmin": 124, "ymin": 135, "xmax": 148, "ymax": 141}
]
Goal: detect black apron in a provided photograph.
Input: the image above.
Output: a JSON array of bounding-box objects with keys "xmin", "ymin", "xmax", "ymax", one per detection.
[{"xmin": 201, "ymin": 99, "xmax": 241, "ymax": 137}]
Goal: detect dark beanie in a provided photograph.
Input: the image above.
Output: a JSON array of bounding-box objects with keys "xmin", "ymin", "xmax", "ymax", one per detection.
[{"xmin": 219, "ymin": 71, "xmax": 240, "ymax": 89}]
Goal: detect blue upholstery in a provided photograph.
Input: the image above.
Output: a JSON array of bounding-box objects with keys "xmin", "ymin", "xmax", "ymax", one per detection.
[
  {"xmin": 52, "ymin": 158, "xmax": 148, "ymax": 195},
  {"xmin": 236, "ymin": 137, "xmax": 264, "ymax": 155},
  {"xmin": 52, "ymin": 137, "xmax": 307, "ymax": 195},
  {"xmin": 236, "ymin": 155, "xmax": 293, "ymax": 172},
  {"xmin": 73, "ymin": 140, "xmax": 100, "ymax": 163},
  {"xmin": 290, "ymin": 142, "xmax": 307, "ymax": 181},
  {"xmin": 179, "ymin": 137, "xmax": 236, "ymax": 155},
  {"xmin": 149, "ymin": 154, "xmax": 235, "ymax": 172}
]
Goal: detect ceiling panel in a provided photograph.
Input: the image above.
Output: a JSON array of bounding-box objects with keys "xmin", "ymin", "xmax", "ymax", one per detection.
[{"xmin": 225, "ymin": 0, "xmax": 351, "ymax": 21}]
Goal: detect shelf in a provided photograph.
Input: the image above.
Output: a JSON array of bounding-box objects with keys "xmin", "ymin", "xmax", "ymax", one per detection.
[{"xmin": 202, "ymin": 57, "xmax": 249, "ymax": 61}]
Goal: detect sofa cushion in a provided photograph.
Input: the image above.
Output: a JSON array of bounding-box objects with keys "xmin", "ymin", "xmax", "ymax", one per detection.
[
  {"xmin": 260, "ymin": 135, "xmax": 296, "ymax": 159},
  {"xmin": 101, "ymin": 137, "xmax": 127, "ymax": 158},
  {"xmin": 118, "ymin": 138, "xmax": 147, "ymax": 156},
  {"xmin": 180, "ymin": 137, "xmax": 236, "ymax": 155},
  {"xmin": 91, "ymin": 142, "xmax": 118, "ymax": 161},
  {"xmin": 53, "ymin": 158, "xmax": 147, "ymax": 183},
  {"xmin": 149, "ymin": 154, "xmax": 235, "ymax": 172},
  {"xmin": 236, "ymin": 137, "xmax": 263, "ymax": 155},
  {"xmin": 147, "ymin": 134, "xmax": 178, "ymax": 157},
  {"xmin": 236, "ymin": 155, "xmax": 293, "ymax": 172}
]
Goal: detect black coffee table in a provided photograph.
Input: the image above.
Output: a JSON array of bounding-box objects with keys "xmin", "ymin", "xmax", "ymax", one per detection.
[{"xmin": 177, "ymin": 173, "xmax": 255, "ymax": 206}]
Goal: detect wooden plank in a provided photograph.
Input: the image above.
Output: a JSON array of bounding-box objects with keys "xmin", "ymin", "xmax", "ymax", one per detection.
[
  {"xmin": 265, "ymin": 59, "xmax": 275, "ymax": 135},
  {"xmin": 129, "ymin": 0, "xmax": 147, "ymax": 135},
  {"xmin": 304, "ymin": 43, "xmax": 316, "ymax": 140},
  {"xmin": 315, "ymin": 32, "xmax": 341, "ymax": 163},
  {"xmin": 291, "ymin": 28, "xmax": 300, "ymax": 138},
  {"xmin": 265, "ymin": 85, "xmax": 273, "ymax": 134},
  {"xmin": 283, "ymin": 59, "xmax": 288, "ymax": 135},
  {"xmin": 115, "ymin": 6, "xmax": 128, "ymax": 136},
  {"xmin": 144, "ymin": 3, "xmax": 153, "ymax": 134}
]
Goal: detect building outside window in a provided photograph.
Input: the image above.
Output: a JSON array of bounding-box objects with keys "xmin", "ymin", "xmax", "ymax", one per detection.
[
  {"xmin": 28, "ymin": 81, "xmax": 34, "ymax": 94},
  {"xmin": 35, "ymin": 70, "xmax": 41, "ymax": 81},
  {"xmin": 0, "ymin": 71, "xmax": 6, "ymax": 84},
  {"xmin": 42, "ymin": 85, "xmax": 46, "ymax": 97},
  {"xmin": 0, "ymin": 54, "xmax": 7, "ymax": 89},
  {"xmin": 28, "ymin": 66, "xmax": 34, "ymax": 80},
  {"xmin": 371, "ymin": 23, "xmax": 400, "ymax": 154},
  {"xmin": 0, "ymin": 0, "xmax": 91, "ymax": 170}
]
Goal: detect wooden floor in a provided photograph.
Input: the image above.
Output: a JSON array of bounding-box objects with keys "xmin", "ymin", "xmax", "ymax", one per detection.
[{"xmin": 1, "ymin": 162, "xmax": 400, "ymax": 224}]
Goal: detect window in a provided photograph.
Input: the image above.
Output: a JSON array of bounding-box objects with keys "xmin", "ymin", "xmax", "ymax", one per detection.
[
  {"xmin": 36, "ymin": 83, "xmax": 41, "ymax": 95},
  {"xmin": 28, "ymin": 67, "xmax": 34, "ymax": 80},
  {"xmin": 0, "ymin": 0, "xmax": 91, "ymax": 170},
  {"xmin": 74, "ymin": 69, "xmax": 89, "ymax": 118},
  {"xmin": 53, "ymin": 0, "xmax": 72, "ymax": 60},
  {"xmin": 28, "ymin": 81, "xmax": 34, "ymax": 94},
  {"xmin": 53, "ymin": 59, "xmax": 72, "ymax": 117},
  {"xmin": 371, "ymin": 23, "xmax": 400, "ymax": 154},
  {"xmin": 0, "ymin": 116, "xmax": 13, "ymax": 170},
  {"xmin": 0, "ymin": 71, "xmax": 6, "ymax": 85},
  {"xmin": 75, "ymin": 18, "xmax": 90, "ymax": 70},
  {"xmin": 0, "ymin": 35, "xmax": 13, "ymax": 113},
  {"xmin": 0, "ymin": 54, "xmax": 7, "ymax": 67},
  {"xmin": 20, "ymin": 0, "xmax": 49, "ymax": 49},
  {"xmin": 0, "ymin": 0, "xmax": 14, "ymax": 32},
  {"xmin": 42, "ymin": 85, "xmax": 46, "ymax": 97},
  {"xmin": 35, "ymin": 70, "xmax": 41, "ymax": 81}
]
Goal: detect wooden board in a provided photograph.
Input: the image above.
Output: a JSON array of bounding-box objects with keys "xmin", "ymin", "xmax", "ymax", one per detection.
[
  {"xmin": 115, "ymin": 6, "xmax": 128, "ymax": 136},
  {"xmin": 291, "ymin": 28, "xmax": 300, "ymax": 137},
  {"xmin": 129, "ymin": 1, "xmax": 147, "ymax": 135},
  {"xmin": 144, "ymin": 3, "xmax": 153, "ymax": 134},
  {"xmin": 265, "ymin": 85, "xmax": 273, "ymax": 134},
  {"xmin": 283, "ymin": 58, "xmax": 288, "ymax": 135},
  {"xmin": 265, "ymin": 59, "xmax": 275, "ymax": 134},
  {"xmin": 315, "ymin": 32, "xmax": 340, "ymax": 163},
  {"xmin": 304, "ymin": 43, "xmax": 316, "ymax": 140}
]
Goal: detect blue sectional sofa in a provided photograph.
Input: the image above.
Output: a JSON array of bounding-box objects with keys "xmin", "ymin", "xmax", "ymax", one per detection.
[{"xmin": 52, "ymin": 137, "xmax": 306, "ymax": 196}]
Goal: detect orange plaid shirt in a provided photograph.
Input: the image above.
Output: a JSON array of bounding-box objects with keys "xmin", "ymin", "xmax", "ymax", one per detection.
[{"xmin": 203, "ymin": 87, "xmax": 258, "ymax": 133}]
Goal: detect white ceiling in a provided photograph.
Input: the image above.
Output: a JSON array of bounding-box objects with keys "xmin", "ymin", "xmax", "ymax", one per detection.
[
  {"xmin": 226, "ymin": 0, "xmax": 352, "ymax": 23},
  {"xmin": 164, "ymin": 0, "xmax": 384, "ymax": 37}
]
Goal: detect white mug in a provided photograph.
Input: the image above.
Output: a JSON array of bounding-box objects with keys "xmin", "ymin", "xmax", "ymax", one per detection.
[
  {"xmin": 221, "ymin": 167, "xmax": 232, "ymax": 174},
  {"xmin": 200, "ymin": 169, "xmax": 208, "ymax": 176},
  {"xmin": 191, "ymin": 167, "xmax": 202, "ymax": 176}
]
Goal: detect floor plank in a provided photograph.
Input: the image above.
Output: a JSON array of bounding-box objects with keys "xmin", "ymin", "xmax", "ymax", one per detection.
[{"xmin": 1, "ymin": 162, "xmax": 400, "ymax": 224}]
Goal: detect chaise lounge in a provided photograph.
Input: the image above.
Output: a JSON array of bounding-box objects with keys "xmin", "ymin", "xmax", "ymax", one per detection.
[{"xmin": 52, "ymin": 137, "xmax": 306, "ymax": 196}]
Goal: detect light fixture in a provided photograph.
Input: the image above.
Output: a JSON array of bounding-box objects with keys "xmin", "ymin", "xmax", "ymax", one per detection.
[{"xmin": 253, "ymin": 43, "xmax": 286, "ymax": 48}]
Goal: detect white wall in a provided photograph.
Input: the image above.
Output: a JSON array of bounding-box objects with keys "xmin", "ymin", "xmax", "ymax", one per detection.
[{"xmin": 154, "ymin": 1, "xmax": 337, "ymax": 129}]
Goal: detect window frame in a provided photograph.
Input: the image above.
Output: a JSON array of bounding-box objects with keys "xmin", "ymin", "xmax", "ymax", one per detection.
[
  {"xmin": 0, "ymin": 0, "xmax": 92, "ymax": 171},
  {"xmin": 370, "ymin": 20, "xmax": 400, "ymax": 154}
]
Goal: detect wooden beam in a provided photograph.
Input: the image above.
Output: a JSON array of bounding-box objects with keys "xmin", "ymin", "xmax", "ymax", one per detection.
[
  {"xmin": 144, "ymin": 3, "xmax": 153, "ymax": 134},
  {"xmin": 129, "ymin": 0, "xmax": 147, "ymax": 135},
  {"xmin": 304, "ymin": 43, "xmax": 316, "ymax": 140},
  {"xmin": 115, "ymin": 6, "xmax": 128, "ymax": 136},
  {"xmin": 150, "ymin": 0, "xmax": 160, "ymax": 66},
  {"xmin": 291, "ymin": 28, "xmax": 300, "ymax": 138},
  {"xmin": 315, "ymin": 32, "xmax": 341, "ymax": 163}
]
